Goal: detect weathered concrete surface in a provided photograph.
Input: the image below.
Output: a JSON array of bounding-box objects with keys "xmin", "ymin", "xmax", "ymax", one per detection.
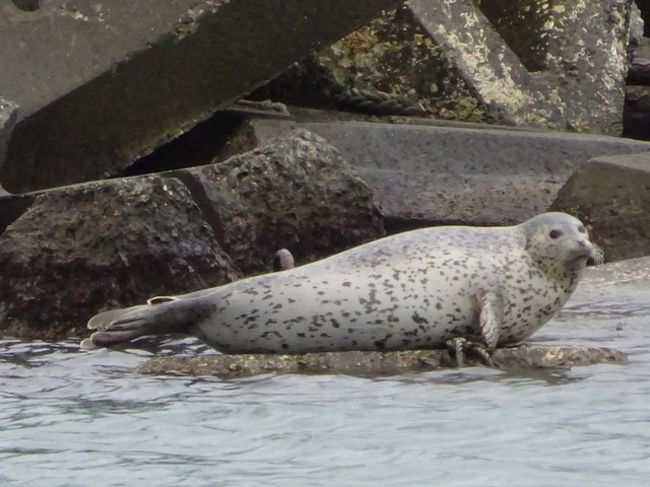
[
  {"xmin": 550, "ymin": 152, "xmax": 650, "ymax": 262},
  {"xmin": 252, "ymin": 7, "xmax": 486, "ymax": 121},
  {"xmin": 257, "ymin": 0, "xmax": 633, "ymax": 134},
  {"xmin": 0, "ymin": 98, "xmax": 18, "ymax": 196},
  {"xmin": 232, "ymin": 118, "xmax": 650, "ymax": 227},
  {"xmin": 137, "ymin": 346, "xmax": 627, "ymax": 378},
  {"xmin": 0, "ymin": 177, "xmax": 241, "ymax": 340},
  {"xmin": 0, "ymin": 0, "xmax": 399, "ymax": 193},
  {"xmin": 411, "ymin": 0, "xmax": 633, "ymax": 134},
  {"xmin": 167, "ymin": 129, "xmax": 384, "ymax": 274}
]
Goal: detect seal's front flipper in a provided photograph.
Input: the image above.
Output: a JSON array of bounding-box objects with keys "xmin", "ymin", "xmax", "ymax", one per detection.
[
  {"xmin": 446, "ymin": 336, "xmax": 468, "ymax": 368},
  {"xmin": 445, "ymin": 293, "xmax": 502, "ymax": 367},
  {"xmin": 478, "ymin": 292, "xmax": 504, "ymax": 350},
  {"xmin": 445, "ymin": 337, "xmax": 495, "ymax": 368}
]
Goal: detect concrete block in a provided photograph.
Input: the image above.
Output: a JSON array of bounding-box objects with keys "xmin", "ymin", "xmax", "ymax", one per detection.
[
  {"xmin": 0, "ymin": 0, "xmax": 398, "ymax": 193},
  {"xmin": 258, "ymin": 0, "xmax": 633, "ymax": 134},
  {"xmin": 410, "ymin": 0, "xmax": 633, "ymax": 134},
  {"xmin": 551, "ymin": 152, "xmax": 650, "ymax": 262},
  {"xmin": 237, "ymin": 118, "xmax": 650, "ymax": 227}
]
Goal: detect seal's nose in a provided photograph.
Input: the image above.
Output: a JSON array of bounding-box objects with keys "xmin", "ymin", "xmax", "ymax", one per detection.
[{"xmin": 577, "ymin": 239, "xmax": 589, "ymax": 248}]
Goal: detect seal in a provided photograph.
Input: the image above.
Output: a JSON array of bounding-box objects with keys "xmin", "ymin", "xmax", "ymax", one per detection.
[{"xmin": 81, "ymin": 212, "xmax": 602, "ymax": 356}]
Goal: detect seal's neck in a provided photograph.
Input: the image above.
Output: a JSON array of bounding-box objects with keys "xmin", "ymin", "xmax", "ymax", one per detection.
[{"xmin": 537, "ymin": 256, "xmax": 587, "ymax": 293}]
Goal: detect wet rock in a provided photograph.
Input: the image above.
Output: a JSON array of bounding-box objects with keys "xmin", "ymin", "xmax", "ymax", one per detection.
[
  {"xmin": 0, "ymin": 0, "xmax": 398, "ymax": 193},
  {"xmin": 167, "ymin": 129, "xmax": 385, "ymax": 274},
  {"xmin": 230, "ymin": 117, "xmax": 650, "ymax": 228},
  {"xmin": 581, "ymin": 255, "xmax": 650, "ymax": 288},
  {"xmin": 550, "ymin": 152, "xmax": 650, "ymax": 262},
  {"xmin": 256, "ymin": 0, "xmax": 633, "ymax": 135},
  {"xmin": 0, "ymin": 98, "xmax": 18, "ymax": 196},
  {"xmin": 137, "ymin": 346, "xmax": 627, "ymax": 378},
  {"xmin": 0, "ymin": 177, "xmax": 241, "ymax": 340}
]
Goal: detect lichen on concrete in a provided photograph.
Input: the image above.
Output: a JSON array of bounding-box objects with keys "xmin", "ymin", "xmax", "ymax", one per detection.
[
  {"xmin": 253, "ymin": 7, "xmax": 487, "ymax": 122},
  {"xmin": 259, "ymin": 0, "xmax": 633, "ymax": 134}
]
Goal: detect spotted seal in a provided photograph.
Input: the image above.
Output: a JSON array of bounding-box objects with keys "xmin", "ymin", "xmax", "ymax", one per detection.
[{"xmin": 81, "ymin": 212, "xmax": 602, "ymax": 355}]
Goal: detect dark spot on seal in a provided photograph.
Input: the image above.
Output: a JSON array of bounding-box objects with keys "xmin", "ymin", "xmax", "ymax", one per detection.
[{"xmin": 412, "ymin": 312, "xmax": 428, "ymax": 324}]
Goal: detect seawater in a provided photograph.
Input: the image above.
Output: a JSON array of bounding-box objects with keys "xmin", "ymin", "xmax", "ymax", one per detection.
[{"xmin": 1, "ymin": 268, "xmax": 649, "ymax": 487}]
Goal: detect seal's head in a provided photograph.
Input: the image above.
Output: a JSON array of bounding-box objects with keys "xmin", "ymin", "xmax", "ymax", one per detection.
[{"xmin": 519, "ymin": 212, "xmax": 603, "ymax": 275}]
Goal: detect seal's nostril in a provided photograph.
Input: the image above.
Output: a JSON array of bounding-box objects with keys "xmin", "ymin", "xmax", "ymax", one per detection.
[
  {"xmin": 577, "ymin": 240, "xmax": 587, "ymax": 248},
  {"xmin": 13, "ymin": 0, "xmax": 40, "ymax": 11}
]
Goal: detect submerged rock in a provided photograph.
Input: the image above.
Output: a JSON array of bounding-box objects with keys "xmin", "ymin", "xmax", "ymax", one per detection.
[{"xmin": 137, "ymin": 346, "xmax": 627, "ymax": 378}]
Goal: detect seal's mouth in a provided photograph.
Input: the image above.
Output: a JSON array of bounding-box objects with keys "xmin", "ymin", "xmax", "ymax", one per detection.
[
  {"xmin": 585, "ymin": 244, "xmax": 604, "ymax": 266},
  {"xmin": 569, "ymin": 241, "xmax": 604, "ymax": 266}
]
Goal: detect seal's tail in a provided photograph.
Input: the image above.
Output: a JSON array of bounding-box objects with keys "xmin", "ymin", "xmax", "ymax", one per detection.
[{"xmin": 80, "ymin": 297, "xmax": 205, "ymax": 350}]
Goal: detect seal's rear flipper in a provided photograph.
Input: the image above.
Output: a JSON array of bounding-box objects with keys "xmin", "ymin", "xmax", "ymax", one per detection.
[
  {"xmin": 82, "ymin": 304, "xmax": 159, "ymax": 350},
  {"xmin": 81, "ymin": 298, "xmax": 210, "ymax": 350},
  {"xmin": 87, "ymin": 305, "xmax": 149, "ymax": 330}
]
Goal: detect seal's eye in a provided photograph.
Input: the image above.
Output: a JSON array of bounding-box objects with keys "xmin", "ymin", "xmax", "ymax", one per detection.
[
  {"xmin": 549, "ymin": 229, "xmax": 563, "ymax": 239},
  {"xmin": 578, "ymin": 225, "xmax": 586, "ymax": 233}
]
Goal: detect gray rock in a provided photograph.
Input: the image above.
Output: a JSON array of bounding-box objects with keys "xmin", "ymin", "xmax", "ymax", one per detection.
[
  {"xmin": 550, "ymin": 152, "xmax": 650, "ymax": 262},
  {"xmin": 0, "ymin": 98, "xmax": 18, "ymax": 196},
  {"xmin": 166, "ymin": 129, "xmax": 385, "ymax": 274},
  {"xmin": 0, "ymin": 0, "xmax": 398, "ymax": 193},
  {"xmin": 0, "ymin": 177, "xmax": 241, "ymax": 340},
  {"xmin": 233, "ymin": 117, "xmax": 650, "ymax": 227}
]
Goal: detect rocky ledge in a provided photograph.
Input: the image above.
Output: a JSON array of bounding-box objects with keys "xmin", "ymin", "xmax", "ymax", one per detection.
[{"xmin": 137, "ymin": 346, "xmax": 627, "ymax": 378}]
